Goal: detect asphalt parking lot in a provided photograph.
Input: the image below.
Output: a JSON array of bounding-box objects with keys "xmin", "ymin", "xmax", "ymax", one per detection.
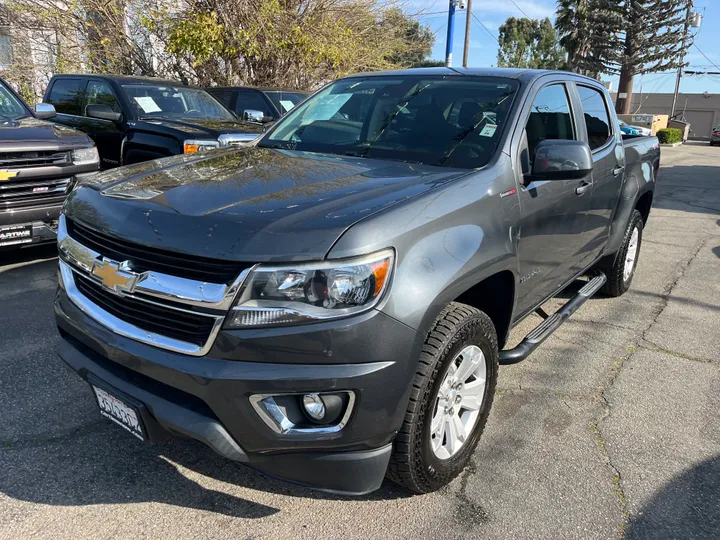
[{"xmin": 1, "ymin": 142, "xmax": 718, "ymax": 540}]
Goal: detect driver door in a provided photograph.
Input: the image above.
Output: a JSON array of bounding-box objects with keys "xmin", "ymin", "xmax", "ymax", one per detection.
[{"xmin": 514, "ymin": 83, "xmax": 593, "ymax": 314}]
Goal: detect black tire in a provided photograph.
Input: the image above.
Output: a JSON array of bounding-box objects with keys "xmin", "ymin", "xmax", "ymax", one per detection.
[
  {"xmin": 599, "ymin": 209, "xmax": 644, "ymax": 297},
  {"xmin": 387, "ymin": 302, "xmax": 498, "ymax": 494}
]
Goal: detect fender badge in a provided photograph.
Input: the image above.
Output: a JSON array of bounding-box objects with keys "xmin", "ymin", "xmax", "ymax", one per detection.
[{"xmin": 500, "ymin": 188, "xmax": 517, "ymax": 198}]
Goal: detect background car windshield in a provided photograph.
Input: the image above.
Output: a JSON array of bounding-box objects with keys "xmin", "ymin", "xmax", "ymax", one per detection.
[
  {"xmin": 123, "ymin": 85, "xmax": 234, "ymax": 120},
  {"xmin": 260, "ymin": 76, "xmax": 519, "ymax": 169},
  {"xmin": 0, "ymin": 83, "xmax": 30, "ymax": 121},
  {"xmin": 265, "ymin": 91, "xmax": 308, "ymax": 114}
]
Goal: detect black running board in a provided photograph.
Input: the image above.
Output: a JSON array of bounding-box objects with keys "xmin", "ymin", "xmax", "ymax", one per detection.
[{"xmin": 499, "ymin": 273, "xmax": 607, "ymax": 365}]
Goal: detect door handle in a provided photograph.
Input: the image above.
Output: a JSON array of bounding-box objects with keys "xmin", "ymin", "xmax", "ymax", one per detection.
[
  {"xmin": 576, "ymin": 181, "xmax": 592, "ymax": 196},
  {"xmin": 612, "ymin": 166, "xmax": 625, "ymax": 177}
]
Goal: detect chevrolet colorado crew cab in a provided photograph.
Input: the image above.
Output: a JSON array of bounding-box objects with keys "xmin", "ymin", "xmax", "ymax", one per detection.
[
  {"xmin": 43, "ymin": 75, "xmax": 264, "ymax": 169},
  {"xmin": 0, "ymin": 77, "xmax": 98, "ymax": 249},
  {"xmin": 54, "ymin": 68, "xmax": 660, "ymax": 495}
]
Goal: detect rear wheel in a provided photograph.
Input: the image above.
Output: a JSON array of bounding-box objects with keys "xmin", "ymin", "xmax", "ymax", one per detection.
[
  {"xmin": 599, "ymin": 209, "xmax": 644, "ymax": 297},
  {"xmin": 387, "ymin": 302, "xmax": 498, "ymax": 493}
]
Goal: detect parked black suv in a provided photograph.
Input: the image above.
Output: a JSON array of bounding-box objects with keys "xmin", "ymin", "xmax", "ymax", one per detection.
[
  {"xmin": 206, "ymin": 86, "xmax": 308, "ymax": 124},
  {"xmin": 43, "ymin": 75, "xmax": 264, "ymax": 169},
  {"xmin": 0, "ymin": 77, "xmax": 98, "ymax": 248}
]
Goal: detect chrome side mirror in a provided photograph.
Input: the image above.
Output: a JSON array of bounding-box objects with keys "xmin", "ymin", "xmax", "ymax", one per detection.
[
  {"xmin": 34, "ymin": 103, "xmax": 56, "ymax": 120},
  {"xmin": 243, "ymin": 109, "xmax": 265, "ymax": 123}
]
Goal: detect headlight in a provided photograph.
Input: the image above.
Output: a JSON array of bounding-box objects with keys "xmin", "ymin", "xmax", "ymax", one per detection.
[
  {"xmin": 184, "ymin": 139, "xmax": 220, "ymax": 154},
  {"xmin": 226, "ymin": 249, "xmax": 394, "ymax": 328},
  {"xmin": 72, "ymin": 146, "xmax": 99, "ymax": 166}
]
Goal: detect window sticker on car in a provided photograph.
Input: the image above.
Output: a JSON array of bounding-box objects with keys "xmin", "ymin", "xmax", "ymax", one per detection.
[
  {"xmin": 480, "ymin": 124, "xmax": 497, "ymax": 137},
  {"xmin": 134, "ymin": 96, "xmax": 162, "ymax": 113},
  {"xmin": 279, "ymin": 100, "xmax": 295, "ymax": 113},
  {"xmin": 301, "ymin": 94, "xmax": 353, "ymax": 124}
]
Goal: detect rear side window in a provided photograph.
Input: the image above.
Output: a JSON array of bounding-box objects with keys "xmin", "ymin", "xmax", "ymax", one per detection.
[
  {"xmin": 208, "ymin": 89, "xmax": 233, "ymax": 108},
  {"xmin": 234, "ymin": 90, "xmax": 273, "ymax": 117},
  {"xmin": 85, "ymin": 81, "xmax": 121, "ymax": 115},
  {"xmin": 46, "ymin": 78, "xmax": 86, "ymax": 115},
  {"xmin": 577, "ymin": 85, "xmax": 612, "ymax": 150},
  {"xmin": 525, "ymin": 84, "xmax": 575, "ymax": 161}
]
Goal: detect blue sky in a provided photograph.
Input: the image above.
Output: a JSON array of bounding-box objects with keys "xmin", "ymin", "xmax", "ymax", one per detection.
[{"xmin": 416, "ymin": 0, "xmax": 720, "ymax": 94}]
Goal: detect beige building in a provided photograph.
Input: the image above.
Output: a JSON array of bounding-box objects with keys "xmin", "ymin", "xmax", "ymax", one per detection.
[{"xmin": 612, "ymin": 92, "xmax": 720, "ymax": 140}]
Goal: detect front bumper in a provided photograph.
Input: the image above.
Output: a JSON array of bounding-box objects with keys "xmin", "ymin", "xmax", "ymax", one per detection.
[{"xmin": 55, "ymin": 289, "xmax": 419, "ymax": 495}]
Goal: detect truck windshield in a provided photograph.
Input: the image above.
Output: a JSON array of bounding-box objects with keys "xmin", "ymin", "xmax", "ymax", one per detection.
[
  {"xmin": 0, "ymin": 83, "xmax": 31, "ymax": 122},
  {"xmin": 123, "ymin": 85, "xmax": 235, "ymax": 121},
  {"xmin": 259, "ymin": 75, "xmax": 519, "ymax": 169}
]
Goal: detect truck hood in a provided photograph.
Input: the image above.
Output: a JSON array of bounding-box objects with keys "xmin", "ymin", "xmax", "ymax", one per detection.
[
  {"xmin": 136, "ymin": 117, "xmax": 264, "ymax": 137},
  {"xmin": 64, "ymin": 147, "xmax": 468, "ymax": 262},
  {"xmin": 0, "ymin": 116, "xmax": 92, "ymax": 146}
]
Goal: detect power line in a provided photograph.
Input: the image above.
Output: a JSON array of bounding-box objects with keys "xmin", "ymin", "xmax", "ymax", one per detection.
[
  {"xmin": 471, "ymin": 12, "xmax": 499, "ymax": 45},
  {"xmin": 509, "ymin": 0, "xmax": 531, "ymax": 18},
  {"xmin": 692, "ymin": 44, "xmax": 720, "ymax": 72}
]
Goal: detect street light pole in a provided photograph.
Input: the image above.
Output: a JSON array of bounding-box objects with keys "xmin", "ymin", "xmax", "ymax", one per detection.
[{"xmin": 445, "ymin": 0, "xmax": 456, "ymax": 67}]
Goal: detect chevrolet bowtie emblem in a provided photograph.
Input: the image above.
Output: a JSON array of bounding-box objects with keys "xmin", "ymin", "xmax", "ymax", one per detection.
[
  {"xmin": 91, "ymin": 258, "xmax": 139, "ymax": 293},
  {"xmin": 0, "ymin": 170, "xmax": 19, "ymax": 182}
]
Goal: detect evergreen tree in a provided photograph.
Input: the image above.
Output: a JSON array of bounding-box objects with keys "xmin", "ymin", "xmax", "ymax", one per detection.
[
  {"xmin": 497, "ymin": 17, "xmax": 565, "ymax": 70},
  {"xmin": 613, "ymin": 0, "xmax": 690, "ymax": 114},
  {"xmin": 555, "ymin": 0, "xmax": 621, "ymax": 78},
  {"xmin": 555, "ymin": 0, "xmax": 691, "ymax": 114}
]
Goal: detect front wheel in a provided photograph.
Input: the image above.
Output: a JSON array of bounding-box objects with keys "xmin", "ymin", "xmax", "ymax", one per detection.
[
  {"xmin": 387, "ymin": 302, "xmax": 498, "ymax": 493},
  {"xmin": 600, "ymin": 209, "xmax": 644, "ymax": 297}
]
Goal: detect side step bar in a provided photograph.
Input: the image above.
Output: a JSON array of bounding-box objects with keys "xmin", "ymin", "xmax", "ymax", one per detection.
[{"xmin": 499, "ymin": 273, "xmax": 607, "ymax": 365}]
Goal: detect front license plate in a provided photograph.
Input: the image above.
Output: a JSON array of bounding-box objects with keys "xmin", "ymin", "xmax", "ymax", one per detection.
[
  {"xmin": 92, "ymin": 385, "xmax": 145, "ymax": 441},
  {"xmin": 0, "ymin": 224, "xmax": 32, "ymax": 247}
]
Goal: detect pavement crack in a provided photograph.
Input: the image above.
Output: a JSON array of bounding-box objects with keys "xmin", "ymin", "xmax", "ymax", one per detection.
[
  {"xmin": 641, "ymin": 237, "xmax": 706, "ymax": 344},
  {"xmin": 639, "ymin": 339, "xmax": 716, "ymax": 364},
  {"xmin": 588, "ymin": 236, "xmax": 709, "ymax": 539}
]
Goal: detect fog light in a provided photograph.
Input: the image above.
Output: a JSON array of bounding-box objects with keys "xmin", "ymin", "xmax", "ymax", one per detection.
[{"xmin": 302, "ymin": 393, "xmax": 326, "ymax": 421}]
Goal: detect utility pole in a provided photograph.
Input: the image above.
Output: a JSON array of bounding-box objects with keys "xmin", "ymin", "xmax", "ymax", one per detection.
[
  {"xmin": 671, "ymin": 1, "xmax": 701, "ymax": 118},
  {"xmin": 462, "ymin": 0, "xmax": 473, "ymax": 68},
  {"xmin": 445, "ymin": 0, "xmax": 456, "ymax": 67},
  {"xmin": 671, "ymin": 1, "xmax": 692, "ymax": 119}
]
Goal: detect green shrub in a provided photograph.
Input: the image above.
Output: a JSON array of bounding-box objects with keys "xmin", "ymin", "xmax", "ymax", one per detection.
[{"xmin": 657, "ymin": 128, "xmax": 683, "ymax": 144}]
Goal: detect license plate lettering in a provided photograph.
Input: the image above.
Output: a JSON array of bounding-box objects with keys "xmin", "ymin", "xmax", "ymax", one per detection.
[
  {"xmin": 92, "ymin": 386, "xmax": 145, "ymax": 441},
  {"xmin": 0, "ymin": 224, "xmax": 32, "ymax": 247}
]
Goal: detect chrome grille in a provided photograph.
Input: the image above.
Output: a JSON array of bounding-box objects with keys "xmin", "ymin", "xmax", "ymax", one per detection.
[
  {"xmin": 0, "ymin": 150, "xmax": 70, "ymax": 168},
  {"xmin": 74, "ymin": 273, "xmax": 217, "ymax": 346},
  {"xmin": 58, "ymin": 215, "xmax": 252, "ymax": 356},
  {"xmin": 0, "ymin": 177, "xmax": 70, "ymax": 210}
]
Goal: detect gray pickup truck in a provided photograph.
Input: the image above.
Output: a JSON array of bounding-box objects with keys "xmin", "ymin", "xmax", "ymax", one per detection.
[{"xmin": 54, "ymin": 68, "xmax": 660, "ymax": 495}]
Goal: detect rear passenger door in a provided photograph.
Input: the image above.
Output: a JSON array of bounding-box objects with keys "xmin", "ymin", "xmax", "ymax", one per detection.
[
  {"xmin": 571, "ymin": 84, "xmax": 624, "ymax": 270},
  {"xmin": 82, "ymin": 80, "xmax": 124, "ymax": 168},
  {"xmin": 514, "ymin": 82, "xmax": 593, "ymax": 314}
]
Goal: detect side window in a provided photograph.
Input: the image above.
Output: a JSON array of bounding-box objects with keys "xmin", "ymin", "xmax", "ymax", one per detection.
[
  {"xmin": 46, "ymin": 79, "xmax": 86, "ymax": 115},
  {"xmin": 577, "ymin": 85, "xmax": 612, "ymax": 150},
  {"xmin": 234, "ymin": 91, "xmax": 273, "ymax": 117},
  {"xmin": 209, "ymin": 89, "xmax": 233, "ymax": 109},
  {"xmin": 525, "ymin": 84, "xmax": 575, "ymax": 163},
  {"xmin": 85, "ymin": 81, "xmax": 120, "ymax": 115}
]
